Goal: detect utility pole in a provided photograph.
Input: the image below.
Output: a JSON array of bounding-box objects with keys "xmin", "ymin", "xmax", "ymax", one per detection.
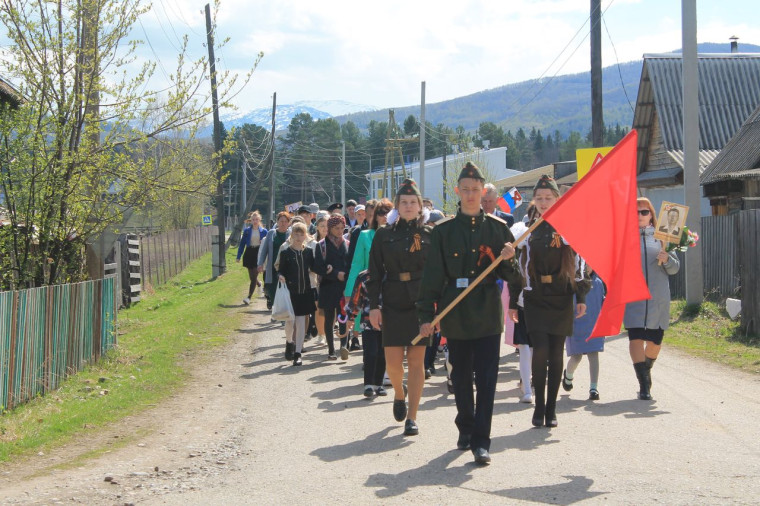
[
  {"xmin": 205, "ymin": 3, "xmax": 226, "ymax": 277},
  {"xmin": 420, "ymin": 81, "xmax": 426, "ymax": 195},
  {"xmin": 240, "ymin": 153, "xmax": 246, "ymax": 220},
  {"xmin": 341, "ymin": 141, "xmax": 346, "ymax": 207},
  {"xmin": 590, "ymin": 0, "xmax": 604, "ymax": 148},
  {"xmin": 682, "ymin": 0, "xmax": 703, "ymax": 305},
  {"xmin": 268, "ymin": 93, "xmax": 277, "ymax": 225},
  {"xmin": 442, "ymin": 150, "xmax": 447, "ymax": 206}
]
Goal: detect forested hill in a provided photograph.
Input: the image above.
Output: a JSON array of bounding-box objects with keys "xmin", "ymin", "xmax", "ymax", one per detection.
[{"xmin": 336, "ymin": 43, "xmax": 760, "ymax": 137}]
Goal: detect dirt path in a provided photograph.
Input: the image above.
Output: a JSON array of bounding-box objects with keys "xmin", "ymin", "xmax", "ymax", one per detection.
[{"xmin": 2, "ymin": 292, "xmax": 760, "ymax": 505}]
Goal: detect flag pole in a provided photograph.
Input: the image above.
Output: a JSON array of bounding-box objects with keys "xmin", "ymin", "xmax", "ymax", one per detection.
[{"xmin": 410, "ymin": 217, "xmax": 544, "ymax": 345}]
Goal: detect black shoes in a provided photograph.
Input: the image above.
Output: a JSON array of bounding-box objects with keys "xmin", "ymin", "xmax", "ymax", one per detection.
[
  {"xmin": 472, "ymin": 447, "xmax": 491, "ymax": 465},
  {"xmin": 562, "ymin": 369, "xmax": 573, "ymax": 391},
  {"xmin": 403, "ymin": 419, "xmax": 419, "ymax": 436},
  {"xmin": 285, "ymin": 342, "xmax": 295, "ymax": 361},
  {"xmin": 292, "ymin": 352, "xmax": 302, "ymax": 366},
  {"xmin": 349, "ymin": 336, "xmax": 362, "ymax": 351},
  {"xmin": 424, "ymin": 369, "xmax": 432, "ymax": 380},
  {"xmin": 393, "ymin": 399, "xmax": 407, "ymax": 422},
  {"xmin": 634, "ymin": 362, "xmax": 652, "ymax": 400},
  {"xmin": 456, "ymin": 433, "xmax": 471, "ymax": 451},
  {"xmin": 545, "ymin": 413, "xmax": 558, "ymax": 428},
  {"xmin": 532, "ymin": 407, "xmax": 544, "ymax": 427},
  {"xmin": 589, "ymin": 389, "xmax": 600, "ymax": 401}
]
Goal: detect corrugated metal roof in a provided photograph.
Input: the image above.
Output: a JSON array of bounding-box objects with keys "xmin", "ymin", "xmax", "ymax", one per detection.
[
  {"xmin": 701, "ymin": 105, "xmax": 760, "ymax": 183},
  {"xmin": 632, "ymin": 53, "xmax": 760, "ymax": 173},
  {"xmin": 637, "ymin": 167, "xmax": 682, "ymax": 187},
  {"xmin": 493, "ymin": 164, "xmax": 554, "ymax": 189},
  {"xmin": 667, "ymin": 149, "xmax": 720, "ymax": 171},
  {"xmin": 0, "ymin": 76, "xmax": 22, "ymax": 106}
]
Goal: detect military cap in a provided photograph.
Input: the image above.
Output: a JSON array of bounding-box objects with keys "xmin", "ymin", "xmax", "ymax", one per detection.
[
  {"xmin": 397, "ymin": 178, "xmax": 421, "ymax": 197},
  {"xmin": 297, "ymin": 205, "xmax": 311, "ymax": 214},
  {"xmin": 457, "ymin": 161, "xmax": 485, "ymax": 181},
  {"xmin": 533, "ymin": 174, "xmax": 559, "ymax": 192},
  {"xmin": 327, "ymin": 202, "xmax": 343, "ymax": 212}
]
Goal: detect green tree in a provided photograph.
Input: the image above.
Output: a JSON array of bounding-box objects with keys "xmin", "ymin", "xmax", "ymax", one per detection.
[{"xmin": 0, "ymin": 0, "xmax": 259, "ymax": 290}]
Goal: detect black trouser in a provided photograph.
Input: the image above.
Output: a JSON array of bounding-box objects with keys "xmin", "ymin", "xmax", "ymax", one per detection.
[
  {"xmin": 246, "ymin": 267, "xmax": 259, "ymax": 298},
  {"xmin": 362, "ymin": 329, "xmax": 386, "ymax": 386},
  {"xmin": 530, "ymin": 331, "xmax": 565, "ymax": 417},
  {"xmin": 447, "ymin": 334, "xmax": 500, "ymax": 451},
  {"xmin": 322, "ymin": 307, "xmax": 336, "ymax": 354},
  {"xmin": 424, "ymin": 332, "xmax": 442, "ymax": 370}
]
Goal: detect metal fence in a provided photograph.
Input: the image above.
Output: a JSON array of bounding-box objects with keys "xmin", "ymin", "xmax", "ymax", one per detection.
[
  {"xmin": 139, "ymin": 227, "xmax": 213, "ymax": 289},
  {"xmin": 670, "ymin": 214, "xmax": 741, "ymax": 300},
  {"xmin": 0, "ymin": 276, "xmax": 117, "ymax": 411}
]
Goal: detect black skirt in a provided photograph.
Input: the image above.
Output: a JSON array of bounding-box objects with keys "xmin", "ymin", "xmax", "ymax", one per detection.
[
  {"xmin": 242, "ymin": 245, "xmax": 259, "ymax": 269},
  {"xmin": 291, "ymin": 290, "xmax": 317, "ymax": 316},
  {"xmin": 513, "ymin": 307, "xmax": 531, "ymax": 346}
]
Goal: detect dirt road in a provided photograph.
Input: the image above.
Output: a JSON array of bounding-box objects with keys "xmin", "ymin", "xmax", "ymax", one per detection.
[{"xmin": 2, "ymin": 293, "xmax": 759, "ymax": 505}]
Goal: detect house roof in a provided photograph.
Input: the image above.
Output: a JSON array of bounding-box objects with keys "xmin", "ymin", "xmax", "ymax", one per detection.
[
  {"xmin": 0, "ymin": 76, "xmax": 22, "ymax": 106},
  {"xmin": 632, "ymin": 53, "xmax": 760, "ymax": 174},
  {"xmin": 493, "ymin": 164, "xmax": 554, "ymax": 189},
  {"xmin": 701, "ymin": 105, "xmax": 760, "ymax": 184}
]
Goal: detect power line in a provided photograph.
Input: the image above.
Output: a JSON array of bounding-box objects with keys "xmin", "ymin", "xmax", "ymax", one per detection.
[{"xmin": 603, "ymin": 16, "xmax": 635, "ymax": 113}]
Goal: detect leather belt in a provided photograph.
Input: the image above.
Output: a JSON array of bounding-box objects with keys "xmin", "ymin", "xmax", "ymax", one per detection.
[
  {"xmin": 386, "ymin": 271, "xmax": 423, "ymax": 282},
  {"xmin": 540, "ymin": 275, "xmax": 553, "ymax": 284},
  {"xmin": 448, "ymin": 277, "xmax": 496, "ymax": 287}
]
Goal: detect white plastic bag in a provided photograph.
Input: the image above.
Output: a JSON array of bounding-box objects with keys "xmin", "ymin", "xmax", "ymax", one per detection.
[{"xmin": 271, "ymin": 281, "xmax": 294, "ymax": 321}]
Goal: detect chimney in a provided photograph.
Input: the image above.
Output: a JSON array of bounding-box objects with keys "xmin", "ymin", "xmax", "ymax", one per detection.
[{"xmin": 730, "ymin": 35, "xmax": 739, "ymax": 53}]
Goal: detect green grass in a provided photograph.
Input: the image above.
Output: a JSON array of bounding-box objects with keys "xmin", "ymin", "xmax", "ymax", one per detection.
[
  {"xmin": 667, "ymin": 300, "xmax": 760, "ymax": 374},
  {"xmin": 0, "ymin": 251, "xmax": 249, "ymax": 463}
]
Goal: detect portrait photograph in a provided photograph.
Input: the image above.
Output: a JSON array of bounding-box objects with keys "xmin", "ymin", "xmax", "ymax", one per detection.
[{"xmin": 653, "ymin": 201, "xmax": 689, "ymax": 244}]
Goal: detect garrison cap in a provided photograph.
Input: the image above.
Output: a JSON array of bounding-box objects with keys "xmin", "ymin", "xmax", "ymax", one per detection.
[
  {"xmin": 457, "ymin": 162, "xmax": 485, "ymax": 182},
  {"xmin": 327, "ymin": 202, "xmax": 343, "ymax": 212},
  {"xmin": 397, "ymin": 178, "xmax": 421, "ymax": 197},
  {"xmin": 533, "ymin": 174, "xmax": 559, "ymax": 192}
]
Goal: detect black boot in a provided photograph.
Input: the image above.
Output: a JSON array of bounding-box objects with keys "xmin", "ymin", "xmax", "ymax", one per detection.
[
  {"xmin": 285, "ymin": 341, "xmax": 295, "ymax": 361},
  {"xmin": 293, "ymin": 352, "xmax": 302, "ymax": 366},
  {"xmin": 645, "ymin": 356, "xmax": 656, "ymax": 389},
  {"xmin": 634, "ymin": 362, "xmax": 652, "ymax": 400}
]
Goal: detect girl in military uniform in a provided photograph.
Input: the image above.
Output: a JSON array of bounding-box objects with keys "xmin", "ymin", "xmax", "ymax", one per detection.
[
  {"xmin": 368, "ymin": 179, "xmax": 431, "ymax": 436},
  {"xmin": 508, "ymin": 175, "xmax": 590, "ymax": 429}
]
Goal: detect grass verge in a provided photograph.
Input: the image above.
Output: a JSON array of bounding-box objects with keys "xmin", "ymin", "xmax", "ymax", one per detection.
[
  {"xmin": 668, "ymin": 300, "xmax": 760, "ymax": 374},
  {"xmin": 0, "ymin": 251, "xmax": 249, "ymax": 463}
]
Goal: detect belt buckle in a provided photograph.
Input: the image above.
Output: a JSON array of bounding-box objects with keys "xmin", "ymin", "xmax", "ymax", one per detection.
[
  {"xmin": 398, "ymin": 272, "xmax": 411, "ymax": 282},
  {"xmin": 456, "ymin": 278, "xmax": 469, "ymax": 288},
  {"xmin": 540, "ymin": 275, "xmax": 553, "ymax": 284}
]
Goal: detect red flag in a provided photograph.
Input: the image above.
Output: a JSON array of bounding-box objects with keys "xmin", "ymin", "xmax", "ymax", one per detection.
[{"xmin": 541, "ymin": 130, "xmax": 650, "ymax": 338}]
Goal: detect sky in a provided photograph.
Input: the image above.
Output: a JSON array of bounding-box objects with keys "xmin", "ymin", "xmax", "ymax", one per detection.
[{"xmin": 8, "ymin": 0, "xmax": 760, "ymax": 114}]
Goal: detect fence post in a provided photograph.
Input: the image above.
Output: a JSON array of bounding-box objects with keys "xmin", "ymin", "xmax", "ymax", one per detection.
[
  {"xmin": 739, "ymin": 210, "xmax": 759, "ymax": 336},
  {"xmin": 7, "ymin": 291, "xmax": 18, "ymax": 410}
]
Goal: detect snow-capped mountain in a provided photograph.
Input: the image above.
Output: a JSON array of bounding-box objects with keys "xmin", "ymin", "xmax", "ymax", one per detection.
[{"xmin": 215, "ymin": 100, "xmax": 377, "ymax": 134}]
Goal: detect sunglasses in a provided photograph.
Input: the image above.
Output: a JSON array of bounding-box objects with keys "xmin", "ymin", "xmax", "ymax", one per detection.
[
  {"xmin": 638, "ymin": 209, "xmax": 651, "ymax": 216},
  {"xmin": 375, "ymin": 210, "xmax": 388, "ymax": 217}
]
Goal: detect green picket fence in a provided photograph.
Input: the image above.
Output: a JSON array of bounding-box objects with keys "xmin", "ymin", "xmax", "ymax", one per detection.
[{"xmin": 0, "ymin": 276, "xmax": 117, "ymax": 411}]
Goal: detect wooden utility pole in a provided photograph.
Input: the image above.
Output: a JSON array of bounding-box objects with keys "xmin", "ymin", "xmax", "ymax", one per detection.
[
  {"xmin": 682, "ymin": 0, "xmax": 703, "ymax": 304},
  {"xmin": 205, "ymin": 3, "xmax": 226, "ymax": 277},
  {"xmin": 590, "ymin": 0, "xmax": 604, "ymax": 148},
  {"xmin": 268, "ymin": 93, "xmax": 277, "ymax": 225},
  {"xmin": 341, "ymin": 141, "xmax": 346, "ymax": 207},
  {"xmin": 420, "ymin": 81, "xmax": 426, "ymax": 195}
]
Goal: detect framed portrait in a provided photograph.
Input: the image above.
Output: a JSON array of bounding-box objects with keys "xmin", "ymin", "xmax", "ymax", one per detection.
[{"xmin": 653, "ymin": 201, "xmax": 689, "ymax": 244}]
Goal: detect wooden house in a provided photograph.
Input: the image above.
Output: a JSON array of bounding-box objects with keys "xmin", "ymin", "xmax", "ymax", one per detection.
[
  {"xmin": 632, "ymin": 53, "xmax": 760, "ymax": 215},
  {"xmin": 701, "ymin": 104, "xmax": 760, "ymax": 214}
]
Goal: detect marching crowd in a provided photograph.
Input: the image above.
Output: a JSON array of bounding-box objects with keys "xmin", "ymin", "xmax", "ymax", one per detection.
[{"xmin": 236, "ymin": 162, "xmax": 679, "ymax": 465}]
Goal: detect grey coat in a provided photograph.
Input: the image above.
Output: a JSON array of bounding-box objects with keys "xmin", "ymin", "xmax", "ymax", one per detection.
[
  {"xmin": 623, "ymin": 226, "xmax": 680, "ymax": 330},
  {"xmin": 258, "ymin": 228, "xmax": 290, "ymax": 284}
]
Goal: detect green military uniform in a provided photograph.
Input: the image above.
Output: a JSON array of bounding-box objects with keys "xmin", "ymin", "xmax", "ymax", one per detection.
[
  {"xmin": 367, "ymin": 179, "xmax": 432, "ymax": 347},
  {"xmin": 416, "ymin": 162, "xmax": 522, "ymax": 464}
]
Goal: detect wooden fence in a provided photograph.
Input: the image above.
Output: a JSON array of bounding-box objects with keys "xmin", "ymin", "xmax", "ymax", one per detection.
[
  {"xmin": 0, "ymin": 276, "xmax": 117, "ymax": 411},
  {"xmin": 670, "ymin": 215, "xmax": 740, "ymax": 300},
  {"xmin": 738, "ymin": 210, "xmax": 759, "ymax": 336},
  {"xmin": 139, "ymin": 227, "xmax": 213, "ymax": 289}
]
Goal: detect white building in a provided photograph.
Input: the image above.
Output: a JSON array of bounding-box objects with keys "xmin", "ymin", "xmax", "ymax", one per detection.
[{"xmin": 365, "ymin": 147, "xmax": 519, "ymax": 209}]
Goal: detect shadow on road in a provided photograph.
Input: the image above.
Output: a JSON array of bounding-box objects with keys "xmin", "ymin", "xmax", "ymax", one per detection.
[
  {"xmin": 492, "ymin": 475, "xmax": 607, "ymax": 504},
  {"xmin": 311, "ymin": 427, "xmax": 412, "ymax": 463}
]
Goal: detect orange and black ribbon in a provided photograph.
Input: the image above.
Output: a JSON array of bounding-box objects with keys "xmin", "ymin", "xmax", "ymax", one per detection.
[
  {"xmin": 477, "ymin": 245, "xmax": 496, "ymax": 266},
  {"xmin": 409, "ymin": 233, "xmax": 422, "ymax": 253},
  {"xmin": 550, "ymin": 233, "xmax": 562, "ymax": 248}
]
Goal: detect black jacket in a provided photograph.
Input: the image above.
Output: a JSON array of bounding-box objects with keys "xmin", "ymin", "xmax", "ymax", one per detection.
[{"xmin": 277, "ymin": 247, "xmax": 314, "ymax": 295}]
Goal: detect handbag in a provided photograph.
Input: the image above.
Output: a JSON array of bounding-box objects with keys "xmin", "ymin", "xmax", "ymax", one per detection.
[{"xmin": 271, "ymin": 281, "xmax": 295, "ymax": 321}]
